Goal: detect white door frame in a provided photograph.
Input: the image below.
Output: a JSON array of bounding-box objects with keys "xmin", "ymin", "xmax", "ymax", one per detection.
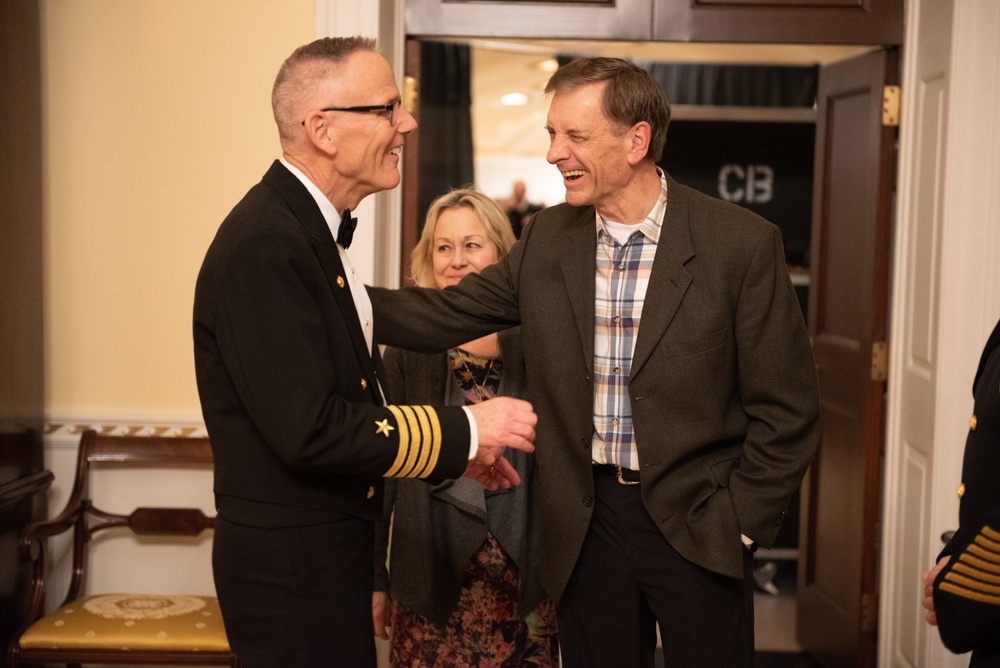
[{"xmin": 315, "ymin": 0, "xmax": 405, "ymax": 291}]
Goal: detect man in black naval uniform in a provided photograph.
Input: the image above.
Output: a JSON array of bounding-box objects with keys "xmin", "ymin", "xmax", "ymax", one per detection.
[{"xmin": 193, "ymin": 36, "xmax": 536, "ymax": 667}]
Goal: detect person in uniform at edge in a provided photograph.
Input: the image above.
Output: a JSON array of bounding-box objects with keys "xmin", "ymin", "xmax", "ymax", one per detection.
[
  {"xmin": 368, "ymin": 57, "xmax": 820, "ymax": 667},
  {"xmin": 193, "ymin": 37, "xmax": 536, "ymax": 668},
  {"xmin": 922, "ymin": 316, "xmax": 1000, "ymax": 666}
]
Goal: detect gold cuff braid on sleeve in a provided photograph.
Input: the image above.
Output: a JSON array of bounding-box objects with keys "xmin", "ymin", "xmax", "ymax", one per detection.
[
  {"xmin": 941, "ymin": 523, "xmax": 1000, "ymax": 605},
  {"xmin": 382, "ymin": 405, "xmax": 443, "ymax": 479}
]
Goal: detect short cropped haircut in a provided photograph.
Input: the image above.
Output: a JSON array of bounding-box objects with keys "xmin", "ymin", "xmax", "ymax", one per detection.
[
  {"xmin": 411, "ymin": 187, "xmax": 517, "ymax": 289},
  {"xmin": 271, "ymin": 36, "xmax": 377, "ymax": 143},
  {"xmin": 545, "ymin": 57, "xmax": 671, "ymax": 163}
]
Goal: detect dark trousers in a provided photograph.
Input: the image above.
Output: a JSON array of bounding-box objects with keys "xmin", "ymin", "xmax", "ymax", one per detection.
[
  {"xmin": 213, "ymin": 514, "xmax": 376, "ymax": 668},
  {"xmin": 557, "ymin": 472, "xmax": 755, "ymax": 667}
]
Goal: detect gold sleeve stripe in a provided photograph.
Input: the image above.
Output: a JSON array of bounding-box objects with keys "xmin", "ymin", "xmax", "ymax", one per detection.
[
  {"xmin": 407, "ymin": 406, "xmax": 432, "ymax": 477},
  {"xmin": 939, "ymin": 580, "xmax": 1000, "ymax": 606},
  {"xmin": 382, "ymin": 405, "xmax": 445, "ymax": 479},
  {"xmin": 952, "ymin": 560, "xmax": 1000, "ymax": 584},
  {"xmin": 417, "ymin": 406, "xmax": 443, "ymax": 477},
  {"xmin": 943, "ymin": 570, "xmax": 1000, "ymax": 596},
  {"xmin": 967, "ymin": 541, "xmax": 1000, "ymax": 564},
  {"xmin": 973, "ymin": 532, "xmax": 1000, "ymax": 553},
  {"xmin": 393, "ymin": 406, "xmax": 423, "ymax": 478},
  {"xmin": 395, "ymin": 405, "xmax": 424, "ymax": 478},
  {"xmin": 404, "ymin": 406, "xmax": 442, "ymax": 479},
  {"xmin": 982, "ymin": 525, "xmax": 1000, "ymax": 542},
  {"xmin": 408, "ymin": 406, "xmax": 442, "ymax": 479},
  {"xmin": 957, "ymin": 552, "xmax": 1000, "ymax": 576},
  {"xmin": 383, "ymin": 406, "xmax": 411, "ymax": 478}
]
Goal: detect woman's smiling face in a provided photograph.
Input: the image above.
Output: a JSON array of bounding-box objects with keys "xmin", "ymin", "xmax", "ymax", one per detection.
[{"xmin": 431, "ymin": 206, "xmax": 501, "ymax": 289}]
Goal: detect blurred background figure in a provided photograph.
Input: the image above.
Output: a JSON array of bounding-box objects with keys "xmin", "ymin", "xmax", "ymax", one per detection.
[
  {"xmin": 501, "ymin": 179, "xmax": 543, "ymax": 239},
  {"xmin": 373, "ymin": 186, "xmax": 558, "ymax": 668}
]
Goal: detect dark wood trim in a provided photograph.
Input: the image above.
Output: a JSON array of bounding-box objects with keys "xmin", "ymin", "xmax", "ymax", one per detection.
[
  {"xmin": 405, "ymin": 0, "xmax": 652, "ymax": 40},
  {"xmin": 0, "ymin": 0, "xmax": 44, "ymax": 421},
  {"xmin": 654, "ymin": 0, "xmax": 904, "ymax": 45},
  {"xmin": 406, "ymin": 0, "xmax": 902, "ymax": 45},
  {"xmin": 0, "ymin": 471, "xmax": 53, "ymax": 510}
]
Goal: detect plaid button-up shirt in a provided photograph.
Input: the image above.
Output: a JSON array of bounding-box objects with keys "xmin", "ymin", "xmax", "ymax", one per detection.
[{"xmin": 592, "ymin": 171, "xmax": 669, "ymax": 470}]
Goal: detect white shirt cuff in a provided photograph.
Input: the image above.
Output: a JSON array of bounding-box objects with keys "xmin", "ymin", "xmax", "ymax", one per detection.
[{"xmin": 461, "ymin": 405, "xmax": 478, "ymax": 460}]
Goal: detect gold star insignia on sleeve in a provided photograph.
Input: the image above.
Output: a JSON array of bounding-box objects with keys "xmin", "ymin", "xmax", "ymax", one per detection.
[{"xmin": 375, "ymin": 418, "xmax": 395, "ymax": 437}]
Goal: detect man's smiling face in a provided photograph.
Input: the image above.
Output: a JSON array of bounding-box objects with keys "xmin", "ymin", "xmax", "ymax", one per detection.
[
  {"xmin": 545, "ymin": 81, "xmax": 634, "ymax": 213},
  {"xmin": 325, "ymin": 50, "xmax": 416, "ymax": 201}
]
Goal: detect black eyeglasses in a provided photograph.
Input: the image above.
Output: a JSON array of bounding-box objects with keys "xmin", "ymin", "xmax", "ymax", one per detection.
[{"xmin": 318, "ymin": 99, "xmax": 401, "ymax": 126}]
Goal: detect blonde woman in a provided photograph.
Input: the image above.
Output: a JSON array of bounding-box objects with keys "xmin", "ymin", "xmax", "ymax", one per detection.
[{"xmin": 373, "ymin": 187, "xmax": 557, "ymax": 666}]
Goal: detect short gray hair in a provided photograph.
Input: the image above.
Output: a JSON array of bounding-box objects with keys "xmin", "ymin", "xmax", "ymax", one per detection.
[{"xmin": 271, "ymin": 36, "xmax": 377, "ymax": 142}]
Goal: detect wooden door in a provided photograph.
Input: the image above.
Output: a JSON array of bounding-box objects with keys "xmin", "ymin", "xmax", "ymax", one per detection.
[{"xmin": 796, "ymin": 47, "xmax": 899, "ymax": 668}]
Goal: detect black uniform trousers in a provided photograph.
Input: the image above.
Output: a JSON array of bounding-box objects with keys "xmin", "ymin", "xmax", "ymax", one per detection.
[
  {"xmin": 557, "ymin": 469, "xmax": 755, "ymax": 667},
  {"xmin": 213, "ymin": 514, "xmax": 376, "ymax": 668}
]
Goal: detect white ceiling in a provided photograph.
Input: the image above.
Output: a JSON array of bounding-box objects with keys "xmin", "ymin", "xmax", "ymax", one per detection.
[{"xmin": 459, "ymin": 38, "xmax": 875, "ymax": 157}]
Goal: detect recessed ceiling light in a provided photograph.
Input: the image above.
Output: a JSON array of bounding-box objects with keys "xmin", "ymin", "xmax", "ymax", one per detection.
[
  {"xmin": 536, "ymin": 58, "xmax": 559, "ymax": 73},
  {"xmin": 500, "ymin": 92, "xmax": 529, "ymax": 106}
]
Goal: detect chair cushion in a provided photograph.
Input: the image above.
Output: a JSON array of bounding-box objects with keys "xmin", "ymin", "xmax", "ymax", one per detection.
[{"xmin": 18, "ymin": 594, "xmax": 231, "ymax": 652}]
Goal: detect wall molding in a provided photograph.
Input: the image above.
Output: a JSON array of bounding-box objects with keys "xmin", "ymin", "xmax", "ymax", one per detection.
[{"xmin": 43, "ymin": 418, "xmax": 207, "ymax": 450}]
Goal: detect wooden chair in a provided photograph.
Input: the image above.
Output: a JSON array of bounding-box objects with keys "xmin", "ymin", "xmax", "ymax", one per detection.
[{"xmin": 7, "ymin": 429, "xmax": 240, "ymax": 667}]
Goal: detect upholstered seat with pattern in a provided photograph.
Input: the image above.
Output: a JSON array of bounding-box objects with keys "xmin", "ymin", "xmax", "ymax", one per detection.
[
  {"xmin": 18, "ymin": 594, "xmax": 230, "ymax": 652},
  {"xmin": 7, "ymin": 430, "xmax": 240, "ymax": 667}
]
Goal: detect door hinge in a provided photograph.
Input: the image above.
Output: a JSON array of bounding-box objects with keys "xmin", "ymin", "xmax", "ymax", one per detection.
[
  {"xmin": 871, "ymin": 341, "xmax": 888, "ymax": 381},
  {"xmin": 860, "ymin": 592, "xmax": 879, "ymax": 633},
  {"xmin": 883, "ymin": 85, "xmax": 900, "ymax": 126},
  {"xmin": 404, "ymin": 75, "xmax": 419, "ymax": 116}
]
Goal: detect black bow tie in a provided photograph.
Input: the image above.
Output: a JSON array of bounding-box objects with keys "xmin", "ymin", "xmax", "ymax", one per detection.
[{"xmin": 337, "ymin": 209, "xmax": 357, "ymax": 248}]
